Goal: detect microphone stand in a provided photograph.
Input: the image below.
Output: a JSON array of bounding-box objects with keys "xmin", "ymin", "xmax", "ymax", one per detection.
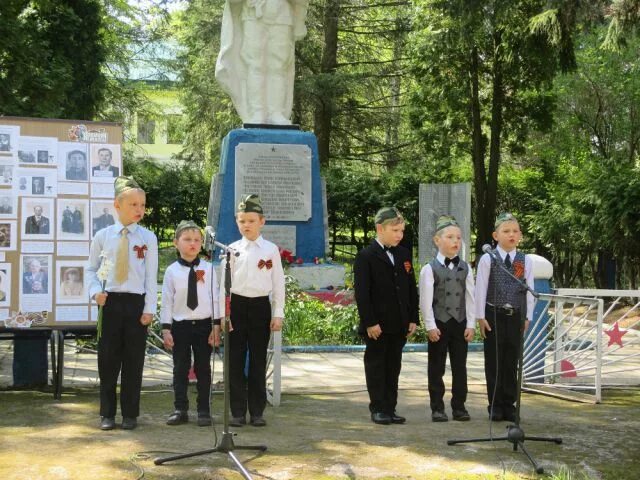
[
  {"xmin": 447, "ymin": 249, "xmax": 562, "ymax": 474},
  {"xmin": 155, "ymin": 234, "xmax": 267, "ymax": 479}
]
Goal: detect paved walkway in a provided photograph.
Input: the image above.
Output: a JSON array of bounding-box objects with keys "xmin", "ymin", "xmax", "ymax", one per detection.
[{"xmin": 0, "ymin": 340, "xmax": 488, "ymax": 394}]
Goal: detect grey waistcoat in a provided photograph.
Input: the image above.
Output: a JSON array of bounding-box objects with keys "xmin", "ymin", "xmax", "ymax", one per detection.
[{"xmin": 430, "ymin": 258, "xmax": 468, "ymax": 323}]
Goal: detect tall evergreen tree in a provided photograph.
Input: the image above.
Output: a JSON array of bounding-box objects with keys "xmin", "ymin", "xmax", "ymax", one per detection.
[
  {"xmin": 0, "ymin": 0, "xmax": 107, "ymax": 119},
  {"xmin": 409, "ymin": 0, "xmax": 559, "ymax": 252}
]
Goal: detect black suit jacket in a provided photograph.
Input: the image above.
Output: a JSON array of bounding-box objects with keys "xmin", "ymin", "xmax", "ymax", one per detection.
[{"xmin": 354, "ymin": 240, "xmax": 419, "ymax": 336}]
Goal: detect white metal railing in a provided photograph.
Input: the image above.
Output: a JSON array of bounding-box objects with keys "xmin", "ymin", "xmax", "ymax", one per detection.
[{"xmin": 523, "ymin": 289, "xmax": 640, "ymax": 403}]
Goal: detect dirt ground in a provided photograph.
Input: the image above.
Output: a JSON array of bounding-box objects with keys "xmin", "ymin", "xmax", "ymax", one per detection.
[{"xmin": 1, "ymin": 384, "xmax": 638, "ymax": 480}]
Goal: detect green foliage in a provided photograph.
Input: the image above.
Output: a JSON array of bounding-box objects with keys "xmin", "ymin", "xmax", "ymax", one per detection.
[
  {"xmin": 123, "ymin": 155, "xmax": 210, "ymax": 241},
  {"xmin": 0, "ymin": 0, "xmax": 107, "ymax": 118},
  {"xmin": 283, "ymin": 277, "xmax": 361, "ymax": 346}
]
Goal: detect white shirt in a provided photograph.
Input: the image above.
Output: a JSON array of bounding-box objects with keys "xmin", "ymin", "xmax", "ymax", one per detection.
[
  {"xmin": 220, "ymin": 235, "xmax": 286, "ymax": 318},
  {"xmin": 160, "ymin": 259, "xmax": 220, "ymax": 325},
  {"xmin": 86, "ymin": 221, "xmax": 158, "ymax": 314},
  {"xmin": 475, "ymin": 246, "xmax": 535, "ymax": 321},
  {"xmin": 419, "ymin": 252, "xmax": 475, "ymax": 331}
]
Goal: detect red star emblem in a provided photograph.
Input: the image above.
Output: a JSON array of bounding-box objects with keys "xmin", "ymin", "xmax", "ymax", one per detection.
[{"xmin": 605, "ymin": 322, "xmax": 627, "ymax": 347}]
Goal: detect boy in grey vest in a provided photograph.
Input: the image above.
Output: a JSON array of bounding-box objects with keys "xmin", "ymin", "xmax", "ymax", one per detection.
[
  {"xmin": 419, "ymin": 215, "xmax": 475, "ymax": 422},
  {"xmin": 476, "ymin": 212, "xmax": 534, "ymax": 422}
]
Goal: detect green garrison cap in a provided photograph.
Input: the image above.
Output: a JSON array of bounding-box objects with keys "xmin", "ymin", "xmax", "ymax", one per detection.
[
  {"xmin": 114, "ymin": 176, "xmax": 142, "ymax": 197},
  {"xmin": 174, "ymin": 220, "xmax": 202, "ymax": 239},
  {"xmin": 237, "ymin": 194, "xmax": 263, "ymax": 214},
  {"xmin": 495, "ymin": 212, "xmax": 518, "ymax": 229},
  {"xmin": 435, "ymin": 215, "xmax": 459, "ymax": 232},
  {"xmin": 375, "ymin": 206, "xmax": 403, "ymax": 224}
]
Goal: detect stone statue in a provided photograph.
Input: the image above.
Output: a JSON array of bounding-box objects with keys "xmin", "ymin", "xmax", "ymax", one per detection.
[{"xmin": 216, "ymin": 0, "xmax": 309, "ymax": 125}]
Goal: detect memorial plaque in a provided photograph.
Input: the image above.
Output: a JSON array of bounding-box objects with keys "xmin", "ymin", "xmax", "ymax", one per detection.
[
  {"xmin": 235, "ymin": 143, "xmax": 312, "ymax": 221},
  {"xmin": 261, "ymin": 225, "xmax": 296, "ymax": 255},
  {"xmin": 418, "ymin": 183, "xmax": 471, "ymax": 265}
]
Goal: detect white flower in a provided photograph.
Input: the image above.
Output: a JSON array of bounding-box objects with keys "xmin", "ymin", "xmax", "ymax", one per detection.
[{"xmin": 97, "ymin": 251, "xmax": 113, "ymax": 283}]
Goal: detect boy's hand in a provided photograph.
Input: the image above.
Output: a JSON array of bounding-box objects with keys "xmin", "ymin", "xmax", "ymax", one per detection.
[
  {"xmin": 406, "ymin": 322, "xmax": 417, "ymax": 338},
  {"xmin": 464, "ymin": 328, "xmax": 475, "ymax": 342},
  {"xmin": 367, "ymin": 324, "xmax": 382, "ymax": 340},
  {"xmin": 478, "ymin": 319, "xmax": 491, "ymax": 339},
  {"xmin": 270, "ymin": 317, "xmax": 283, "ymax": 331},
  {"xmin": 209, "ymin": 325, "xmax": 221, "ymax": 347},
  {"xmin": 225, "ymin": 318, "xmax": 234, "ymax": 332},
  {"xmin": 523, "ymin": 319, "xmax": 531, "ymax": 333},
  {"xmin": 94, "ymin": 292, "xmax": 108, "ymax": 306},
  {"xmin": 162, "ymin": 330, "xmax": 174, "ymax": 350},
  {"xmin": 427, "ymin": 328, "xmax": 441, "ymax": 342},
  {"xmin": 139, "ymin": 313, "xmax": 153, "ymax": 326}
]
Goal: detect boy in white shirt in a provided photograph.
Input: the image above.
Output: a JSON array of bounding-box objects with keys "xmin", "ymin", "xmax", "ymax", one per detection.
[
  {"xmin": 161, "ymin": 221, "xmax": 221, "ymax": 427},
  {"xmin": 419, "ymin": 215, "xmax": 475, "ymax": 422},
  {"xmin": 223, "ymin": 194, "xmax": 285, "ymax": 427},
  {"xmin": 476, "ymin": 212, "xmax": 534, "ymax": 422}
]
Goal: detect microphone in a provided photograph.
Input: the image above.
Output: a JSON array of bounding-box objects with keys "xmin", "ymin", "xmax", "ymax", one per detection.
[
  {"xmin": 482, "ymin": 244, "xmax": 499, "ymax": 260},
  {"xmin": 204, "ymin": 226, "xmax": 215, "ymax": 238}
]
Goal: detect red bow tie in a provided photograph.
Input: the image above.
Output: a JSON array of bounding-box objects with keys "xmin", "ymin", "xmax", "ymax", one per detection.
[
  {"xmin": 195, "ymin": 270, "xmax": 206, "ymax": 282},
  {"xmin": 133, "ymin": 245, "xmax": 147, "ymax": 259},
  {"xmin": 258, "ymin": 259, "xmax": 273, "ymax": 270}
]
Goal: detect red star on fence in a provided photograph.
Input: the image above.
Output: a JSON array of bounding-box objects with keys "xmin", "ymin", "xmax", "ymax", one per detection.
[{"xmin": 605, "ymin": 322, "xmax": 627, "ymax": 348}]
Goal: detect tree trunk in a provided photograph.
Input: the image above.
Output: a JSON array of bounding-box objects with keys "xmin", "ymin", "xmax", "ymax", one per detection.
[
  {"xmin": 314, "ymin": 0, "xmax": 340, "ymax": 167},
  {"xmin": 468, "ymin": 46, "xmax": 488, "ymax": 253},
  {"xmin": 485, "ymin": 30, "xmax": 504, "ymax": 250}
]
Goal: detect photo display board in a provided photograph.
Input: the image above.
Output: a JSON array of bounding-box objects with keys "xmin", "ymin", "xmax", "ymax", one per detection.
[{"xmin": 0, "ymin": 117, "xmax": 123, "ymax": 329}]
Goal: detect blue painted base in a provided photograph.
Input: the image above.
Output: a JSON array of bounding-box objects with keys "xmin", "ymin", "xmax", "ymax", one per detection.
[{"xmin": 213, "ymin": 128, "xmax": 325, "ymax": 261}]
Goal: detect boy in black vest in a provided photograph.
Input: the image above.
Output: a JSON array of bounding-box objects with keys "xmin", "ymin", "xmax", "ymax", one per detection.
[
  {"xmin": 354, "ymin": 207, "xmax": 419, "ymax": 425},
  {"xmin": 419, "ymin": 215, "xmax": 475, "ymax": 422},
  {"xmin": 476, "ymin": 212, "xmax": 534, "ymax": 422}
]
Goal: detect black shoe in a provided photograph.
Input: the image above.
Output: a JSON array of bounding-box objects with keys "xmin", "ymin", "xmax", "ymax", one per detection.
[
  {"xmin": 197, "ymin": 413, "xmax": 212, "ymax": 427},
  {"xmin": 431, "ymin": 410, "xmax": 449, "ymax": 422},
  {"xmin": 122, "ymin": 417, "xmax": 137, "ymax": 430},
  {"xmin": 452, "ymin": 408, "xmax": 471, "ymax": 421},
  {"xmin": 100, "ymin": 416, "xmax": 116, "ymax": 430},
  {"xmin": 166, "ymin": 410, "xmax": 189, "ymax": 426},
  {"xmin": 371, "ymin": 412, "xmax": 392, "ymax": 425},
  {"xmin": 250, "ymin": 415, "xmax": 267, "ymax": 427},
  {"xmin": 488, "ymin": 406, "xmax": 504, "ymax": 422},
  {"xmin": 229, "ymin": 416, "xmax": 246, "ymax": 427},
  {"xmin": 389, "ymin": 412, "xmax": 406, "ymax": 424}
]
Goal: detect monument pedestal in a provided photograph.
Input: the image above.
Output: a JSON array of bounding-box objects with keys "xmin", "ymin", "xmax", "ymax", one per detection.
[{"xmin": 208, "ymin": 127, "xmax": 326, "ymax": 262}]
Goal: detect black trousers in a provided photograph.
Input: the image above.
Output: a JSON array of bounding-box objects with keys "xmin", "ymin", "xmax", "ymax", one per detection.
[
  {"xmin": 229, "ymin": 294, "xmax": 271, "ymax": 418},
  {"xmin": 428, "ymin": 318, "xmax": 468, "ymax": 412},
  {"xmin": 483, "ymin": 307, "xmax": 521, "ymax": 413},
  {"xmin": 364, "ymin": 331, "xmax": 407, "ymax": 414},
  {"xmin": 98, "ymin": 292, "xmax": 147, "ymax": 418},
  {"xmin": 171, "ymin": 319, "xmax": 213, "ymax": 414}
]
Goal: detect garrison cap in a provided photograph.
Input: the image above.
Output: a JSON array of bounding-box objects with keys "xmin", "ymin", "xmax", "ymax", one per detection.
[
  {"xmin": 495, "ymin": 212, "xmax": 518, "ymax": 229},
  {"xmin": 237, "ymin": 194, "xmax": 263, "ymax": 214},
  {"xmin": 114, "ymin": 176, "xmax": 142, "ymax": 198},
  {"xmin": 374, "ymin": 206, "xmax": 403, "ymax": 224},
  {"xmin": 435, "ymin": 215, "xmax": 459, "ymax": 232},
  {"xmin": 174, "ymin": 220, "xmax": 202, "ymax": 239}
]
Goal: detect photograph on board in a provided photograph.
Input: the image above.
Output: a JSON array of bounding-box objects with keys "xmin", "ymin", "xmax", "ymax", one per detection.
[
  {"xmin": 91, "ymin": 200, "xmax": 116, "ymax": 237},
  {"xmin": 90, "ymin": 144, "xmax": 121, "ymax": 182},
  {"xmin": 56, "ymin": 261, "xmax": 87, "ymax": 304},
  {"xmin": 21, "ymin": 197, "xmax": 54, "ymax": 241},
  {"xmin": 58, "ymin": 142, "xmax": 89, "ymax": 182},
  {"xmin": 57, "ymin": 198, "xmax": 89, "ymax": 241}
]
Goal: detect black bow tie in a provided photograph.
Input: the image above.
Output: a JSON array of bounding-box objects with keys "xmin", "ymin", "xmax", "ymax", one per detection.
[
  {"xmin": 444, "ymin": 256, "xmax": 460, "ymax": 267},
  {"xmin": 383, "ymin": 245, "xmax": 393, "ymax": 253}
]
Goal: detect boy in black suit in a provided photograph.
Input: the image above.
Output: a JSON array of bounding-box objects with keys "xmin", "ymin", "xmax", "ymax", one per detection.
[{"xmin": 354, "ymin": 207, "xmax": 419, "ymax": 425}]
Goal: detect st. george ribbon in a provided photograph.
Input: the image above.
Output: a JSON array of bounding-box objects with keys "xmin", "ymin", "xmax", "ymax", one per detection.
[{"xmin": 205, "ymin": 226, "xmax": 239, "ymax": 256}]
